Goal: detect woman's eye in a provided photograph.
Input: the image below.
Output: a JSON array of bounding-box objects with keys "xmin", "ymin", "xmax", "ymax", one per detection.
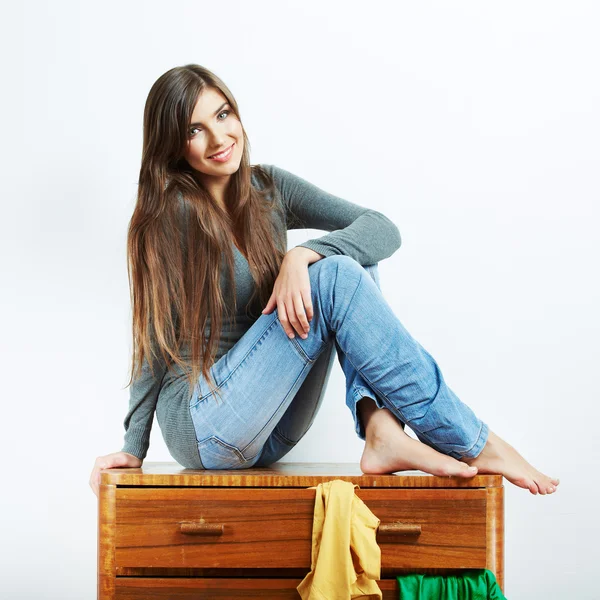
[{"xmin": 188, "ymin": 111, "xmax": 230, "ymax": 137}]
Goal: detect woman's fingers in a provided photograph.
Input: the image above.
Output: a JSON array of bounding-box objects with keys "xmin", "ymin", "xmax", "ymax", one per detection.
[
  {"xmin": 286, "ymin": 296, "xmax": 303, "ymax": 336},
  {"xmin": 277, "ymin": 301, "xmax": 295, "ymax": 338},
  {"xmin": 278, "ymin": 298, "xmax": 307, "ymax": 339},
  {"xmin": 94, "ymin": 470, "xmax": 102, "ymax": 497},
  {"xmin": 301, "ymin": 287, "xmax": 314, "ymax": 323},
  {"xmin": 90, "ymin": 459, "xmax": 107, "ymax": 498},
  {"xmin": 292, "ymin": 293, "xmax": 310, "ymax": 336},
  {"xmin": 273, "ymin": 267, "xmax": 313, "ymax": 339},
  {"xmin": 278, "ymin": 295, "xmax": 310, "ymax": 339},
  {"xmin": 90, "ymin": 455, "xmax": 118, "ymax": 498},
  {"xmin": 90, "ymin": 453, "xmax": 143, "ymax": 499}
]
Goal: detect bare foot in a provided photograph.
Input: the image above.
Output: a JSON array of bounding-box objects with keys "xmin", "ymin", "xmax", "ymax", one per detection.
[
  {"xmin": 359, "ymin": 403, "xmax": 478, "ymax": 478},
  {"xmin": 461, "ymin": 429, "xmax": 561, "ymax": 495}
]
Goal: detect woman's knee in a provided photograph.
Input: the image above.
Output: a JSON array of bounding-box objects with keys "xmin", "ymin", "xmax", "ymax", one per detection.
[
  {"xmin": 314, "ymin": 256, "xmax": 380, "ymax": 288},
  {"xmin": 314, "ymin": 254, "xmax": 364, "ymax": 276},
  {"xmin": 308, "ymin": 256, "xmax": 372, "ymax": 305}
]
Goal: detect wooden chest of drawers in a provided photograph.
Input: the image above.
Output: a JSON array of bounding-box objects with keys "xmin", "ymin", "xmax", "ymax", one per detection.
[{"xmin": 98, "ymin": 462, "xmax": 504, "ymax": 598}]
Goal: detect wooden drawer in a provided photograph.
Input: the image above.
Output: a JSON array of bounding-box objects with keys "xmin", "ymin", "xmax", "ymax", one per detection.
[
  {"xmin": 114, "ymin": 577, "xmax": 401, "ymax": 599},
  {"xmin": 115, "ymin": 487, "xmax": 488, "ymax": 570}
]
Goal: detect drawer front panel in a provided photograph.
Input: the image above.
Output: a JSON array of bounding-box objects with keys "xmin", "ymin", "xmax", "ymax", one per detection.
[
  {"xmin": 115, "ymin": 577, "xmax": 400, "ymax": 599},
  {"xmin": 115, "ymin": 488, "xmax": 487, "ymax": 570}
]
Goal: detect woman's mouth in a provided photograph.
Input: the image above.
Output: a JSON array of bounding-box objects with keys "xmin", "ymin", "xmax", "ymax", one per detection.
[{"xmin": 208, "ymin": 143, "xmax": 235, "ymax": 162}]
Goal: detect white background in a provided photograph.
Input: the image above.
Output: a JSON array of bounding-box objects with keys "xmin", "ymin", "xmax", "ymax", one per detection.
[{"xmin": 1, "ymin": 1, "xmax": 597, "ymax": 598}]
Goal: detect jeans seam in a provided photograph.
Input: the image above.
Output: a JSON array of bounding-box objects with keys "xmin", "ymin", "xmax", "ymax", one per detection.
[
  {"xmin": 273, "ymin": 427, "xmax": 297, "ymax": 447},
  {"xmin": 352, "ymin": 385, "xmax": 378, "ymax": 409},
  {"xmin": 199, "ymin": 435, "xmax": 247, "ymax": 466},
  {"xmin": 197, "ymin": 316, "xmax": 279, "ymax": 403},
  {"xmin": 353, "ymin": 384, "xmax": 407, "ymax": 432},
  {"xmin": 281, "ymin": 317, "xmax": 325, "ymax": 364},
  {"xmin": 342, "ymin": 349, "xmax": 410, "ymax": 426},
  {"xmin": 462, "ymin": 420, "xmax": 485, "ymax": 455},
  {"xmin": 411, "ymin": 416, "xmax": 484, "ymax": 459},
  {"xmin": 410, "ymin": 427, "xmax": 452, "ymax": 455},
  {"xmin": 352, "ymin": 386, "xmax": 369, "ymax": 438},
  {"xmin": 240, "ymin": 361, "xmax": 312, "ymax": 457}
]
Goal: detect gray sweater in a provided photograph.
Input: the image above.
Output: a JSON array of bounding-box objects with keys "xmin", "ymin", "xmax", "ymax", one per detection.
[{"xmin": 120, "ymin": 163, "xmax": 402, "ymax": 468}]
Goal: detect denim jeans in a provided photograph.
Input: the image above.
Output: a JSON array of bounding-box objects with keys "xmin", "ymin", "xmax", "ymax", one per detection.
[{"xmin": 189, "ymin": 255, "xmax": 489, "ymax": 470}]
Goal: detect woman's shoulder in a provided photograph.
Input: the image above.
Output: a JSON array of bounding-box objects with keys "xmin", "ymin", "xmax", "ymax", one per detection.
[
  {"xmin": 252, "ymin": 163, "xmax": 298, "ymax": 192},
  {"xmin": 251, "ymin": 163, "xmax": 282, "ymax": 193},
  {"xmin": 251, "ymin": 162, "xmax": 274, "ymax": 183}
]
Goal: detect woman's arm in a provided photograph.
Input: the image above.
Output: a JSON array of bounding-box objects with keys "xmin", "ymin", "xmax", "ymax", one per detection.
[
  {"xmin": 262, "ymin": 163, "xmax": 402, "ymax": 265},
  {"xmin": 120, "ymin": 356, "xmax": 167, "ymax": 461}
]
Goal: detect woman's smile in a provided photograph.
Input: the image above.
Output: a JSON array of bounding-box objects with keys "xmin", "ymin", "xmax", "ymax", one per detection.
[{"xmin": 208, "ymin": 142, "xmax": 235, "ymax": 162}]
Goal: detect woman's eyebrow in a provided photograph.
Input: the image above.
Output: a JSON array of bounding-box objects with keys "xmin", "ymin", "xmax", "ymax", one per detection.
[{"xmin": 189, "ymin": 102, "xmax": 229, "ymax": 127}]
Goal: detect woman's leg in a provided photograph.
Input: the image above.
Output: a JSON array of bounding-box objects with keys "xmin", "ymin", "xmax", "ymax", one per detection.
[
  {"xmin": 332, "ymin": 264, "xmax": 487, "ymax": 479},
  {"xmin": 190, "ymin": 255, "xmax": 558, "ymax": 492},
  {"xmin": 255, "ymin": 261, "xmax": 476, "ymax": 477},
  {"xmin": 252, "ymin": 337, "xmax": 337, "ymax": 467},
  {"xmin": 189, "ymin": 306, "xmax": 328, "ymax": 470},
  {"xmin": 254, "ymin": 263, "xmax": 405, "ymax": 467},
  {"xmin": 328, "ymin": 257, "xmax": 559, "ymax": 493},
  {"xmin": 286, "ymin": 256, "xmax": 559, "ymax": 493},
  {"xmin": 307, "ymin": 256, "xmax": 489, "ymax": 460},
  {"xmin": 190, "ymin": 255, "xmax": 480, "ymax": 468},
  {"xmin": 334, "ymin": 263, "xmax": 406, "ymax": 441}
]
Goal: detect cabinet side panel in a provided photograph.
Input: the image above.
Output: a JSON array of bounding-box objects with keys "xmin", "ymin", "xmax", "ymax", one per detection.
[
  {"xmin": 99, "ymin": 483, "xmax": 116, "ymax": 600},
  {"xmin": 486, "ymin": 486, "xmax": 505, "ymax": 593}
]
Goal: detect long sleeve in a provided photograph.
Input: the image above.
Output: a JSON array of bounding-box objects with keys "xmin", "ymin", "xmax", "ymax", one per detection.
[
  {"xmin": 263, "ymin": 163, "xmax": 402, "ymax": 265},
  {"xmin": 120, "ymin": 355, "xmax": 167, "ymax": 461}
]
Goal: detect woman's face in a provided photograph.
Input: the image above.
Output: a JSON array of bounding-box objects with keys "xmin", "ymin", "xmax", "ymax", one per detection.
[{"xmin": 183, "ymin": 87, "xmax": 244, "ymax": 181}]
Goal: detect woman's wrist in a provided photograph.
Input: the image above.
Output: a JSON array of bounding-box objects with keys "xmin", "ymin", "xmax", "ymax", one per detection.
[{"xmin": 287, "ymin": 246, "xmax": 325, "ymax": 265}]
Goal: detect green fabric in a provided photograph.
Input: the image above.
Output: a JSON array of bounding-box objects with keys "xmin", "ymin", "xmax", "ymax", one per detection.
[{"xmin": 397, "ymin": 569, "xmax": 507, "ymax": 599}]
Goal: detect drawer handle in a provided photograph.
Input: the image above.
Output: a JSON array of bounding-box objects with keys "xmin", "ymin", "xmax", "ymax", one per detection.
[
  {"xmin": 378, "ymin": 522, "xmax": 422, "ymax": 537},
  {"xmin": 179, "ymin": 522, "xmax": 224, "ymax": 536}
]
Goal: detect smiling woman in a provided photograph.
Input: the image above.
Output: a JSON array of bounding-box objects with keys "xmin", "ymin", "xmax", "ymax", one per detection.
[
  {"xmin": 90, "ymin": 63, "xmax": 560, "ymax": 503},
  {"xmin": 121, "ymin": 64, "xmax": 290, "ymax": 422},
  {"xmin": 184, "ymin": 87, "xmax": 244, "ymax": 208}
]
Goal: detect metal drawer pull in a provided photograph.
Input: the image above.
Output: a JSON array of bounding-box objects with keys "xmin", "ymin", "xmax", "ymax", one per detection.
[
  {"xmin": 378, "ymin": 522, "xmax": 422, "ymax": 537},
  {"xmin": 179, "ymin": 522, "xmax": 224, "ymax": 536}
]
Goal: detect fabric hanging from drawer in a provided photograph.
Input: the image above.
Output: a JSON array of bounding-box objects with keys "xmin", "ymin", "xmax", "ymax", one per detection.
[
  {"xmin": 396, "ymin": 569, "xmax": 507, "ymax": 599},
  {"xmin": 297, "ymin": 479, "xmax": 382, "ymax": 600}
]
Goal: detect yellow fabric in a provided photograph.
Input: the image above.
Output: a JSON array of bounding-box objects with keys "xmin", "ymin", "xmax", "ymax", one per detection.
[{"xmin": 297, "ymin": 479, "xmax": 382, "ymax": 600}]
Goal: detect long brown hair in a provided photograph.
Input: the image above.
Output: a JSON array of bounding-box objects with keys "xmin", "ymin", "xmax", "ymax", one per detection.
[{"xmin": 125, "ymin": 64, "xmax": 287, "ymax": 404}]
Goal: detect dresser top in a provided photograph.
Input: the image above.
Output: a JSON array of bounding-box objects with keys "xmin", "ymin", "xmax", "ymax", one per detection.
[{"xmin": 100, "ymin": 462, "xmax": 503, "ymax": 488}]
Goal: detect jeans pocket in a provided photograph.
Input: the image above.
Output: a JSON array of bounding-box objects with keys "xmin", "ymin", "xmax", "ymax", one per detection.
[{"xmin": 197, "ymin": 435, "xmax": 247, "ymax": 470}]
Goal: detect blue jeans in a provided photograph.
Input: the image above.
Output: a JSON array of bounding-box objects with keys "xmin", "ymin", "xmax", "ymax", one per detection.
[{"xmin": 189, "ymin": 255, "xmax": 489, "ymax": 469}]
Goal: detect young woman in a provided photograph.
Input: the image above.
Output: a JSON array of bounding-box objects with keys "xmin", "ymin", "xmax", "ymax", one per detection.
[{"xmin": 90, "ymin": 64, "xmax": 560, "ymax": 498}]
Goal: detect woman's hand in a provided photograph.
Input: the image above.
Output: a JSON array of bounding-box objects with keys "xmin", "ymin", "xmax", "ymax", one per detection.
[
  {"xmin": 261, "ymin": 247, "xmax": 323, "ymax": 339},
  {"xmin": 89, "ymin": 451, "xmax": 143, "ymax": 499}
]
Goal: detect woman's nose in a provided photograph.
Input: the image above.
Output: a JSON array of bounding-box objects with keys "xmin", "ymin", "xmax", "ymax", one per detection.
[{"xmin": 209, "ymin": 130, "xmax": 226, "ymax": 146}]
